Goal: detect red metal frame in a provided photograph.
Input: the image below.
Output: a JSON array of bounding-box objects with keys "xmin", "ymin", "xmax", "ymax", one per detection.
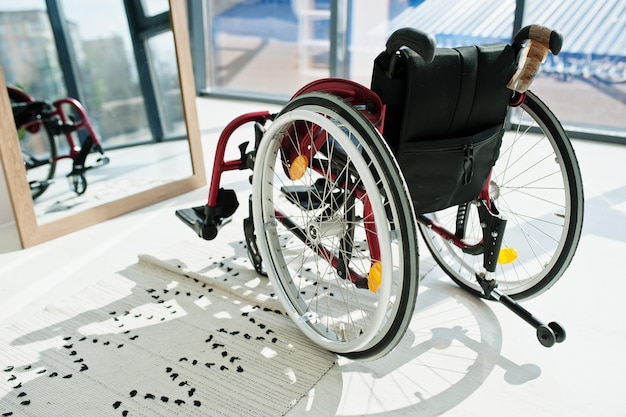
[
  {"xmin": 206, "ymin": 111, "xmax": 271, "ymax": 207},
  {"xmin": 202, "ymin": 79, "xmax": 527, "ymax": 282},
  {"xmin": 50, "ymin": 97, "xmax": 100, "ymax": 162},
  {"xmin": 9, "ymin": 86, "xmax": 103, "ymax": 164}
]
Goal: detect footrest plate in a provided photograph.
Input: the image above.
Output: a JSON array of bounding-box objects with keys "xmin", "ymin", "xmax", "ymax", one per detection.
[{"xmin": 281, "ymin": 179, "xmax": 332, "ymax": 210}]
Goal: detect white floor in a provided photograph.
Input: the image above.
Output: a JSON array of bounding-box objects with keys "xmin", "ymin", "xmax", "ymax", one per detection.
[
  {"xmin": 30, "ymin": 140, "xmax": 193, "ymax": 225},
  {"xmin": 1, "ymin": 113, "xmax": 625, "ymax": 415}
]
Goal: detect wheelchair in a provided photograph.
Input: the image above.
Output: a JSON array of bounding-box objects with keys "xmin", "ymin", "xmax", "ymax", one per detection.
[
  {"xmin": 177, "ymin": 25, "xmax": 584, "ymax": 360},
  {"xmin": 9, "ymin": 86, "xmax": 109, "ymax": 200}
]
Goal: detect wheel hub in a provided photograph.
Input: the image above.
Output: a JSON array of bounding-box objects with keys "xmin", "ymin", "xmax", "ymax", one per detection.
[{"xmin": 306, "ymin": 216, "xmax": 345, "ymax": 244}]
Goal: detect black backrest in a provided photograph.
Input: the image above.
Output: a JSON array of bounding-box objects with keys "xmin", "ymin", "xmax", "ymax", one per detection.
[
  {"xmin": 11, "ymin": 101, "xmax": 48, "ymax": 128},
  {"xmin": 371, "ymin": 42, "xmax": 517, "ymax": 151}
]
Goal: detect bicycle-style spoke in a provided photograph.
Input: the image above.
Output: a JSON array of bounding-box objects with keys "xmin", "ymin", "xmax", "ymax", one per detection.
[
  {"xmin": 419, "ymin": 91, "xmax": 583, "ymax": 300},
  {"xmin": 253, "ymin": 93, "xmax": 418, "ymax": 358}
]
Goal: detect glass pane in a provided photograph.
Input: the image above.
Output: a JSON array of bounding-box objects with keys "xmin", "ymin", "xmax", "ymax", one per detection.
[
  {"xmin": 147, "ymin": 31, "xmax": 185, "ymax": 138},
  {"xmin": 522, "ymin": 0, "xmax": 626, "ymax": 137},
  {"xmin": 206, "ymin": 0, "xmax": 330, "ymax": 99},
  {"xmin": 141, "ymin": 0, "xmax": 169, "ymax": 17},
  {"xmin": 0, "ymin": 0, "xmax": 67, "ymax": 99},
  {"xmin": 348, "ymin": 0, "xmax": 625, "ymax": 139},
  {"xmin": 348, "ymin": 0, "xmax": 516, "ymax": 86},
  {"xmin": 60, "ymin": 0, "xmax": 150, "ymax": 147}
]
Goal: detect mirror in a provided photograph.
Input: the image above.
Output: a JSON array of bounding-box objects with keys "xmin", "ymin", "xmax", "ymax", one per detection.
[{"xmin": 0, "ymin": 0, "xmax": 205, "ymax": 248}]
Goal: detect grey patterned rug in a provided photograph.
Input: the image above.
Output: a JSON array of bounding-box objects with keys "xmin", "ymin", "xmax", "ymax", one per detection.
[{"xmin": 0, "ymin": 241, "xmax": 336, "ymax": 416}]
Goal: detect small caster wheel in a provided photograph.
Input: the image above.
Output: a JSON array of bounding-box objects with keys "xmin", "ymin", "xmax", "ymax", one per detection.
[
  {"xmin": 68, "ymin": 173, "xmax": 87, "ymax": 195},
  {"xmin": 548, "ymin": 321, "xmax": 566, "ymax": 343},
  {"xmin": 536, "ymin": 324, "xmax": 556, "ymax": 347}
]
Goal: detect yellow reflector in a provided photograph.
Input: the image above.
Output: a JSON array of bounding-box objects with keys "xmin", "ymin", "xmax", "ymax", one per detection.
[
  {"xmin": 498, "ymin": 247, "xmax": 518, "ymax": 264},
  {"xmin": 289, "ymin": 155, "xmax": 309, "ymax": 180},
  {"xmin": 368, "ymin": 262, "xmax": 382, "ymax": 293}
]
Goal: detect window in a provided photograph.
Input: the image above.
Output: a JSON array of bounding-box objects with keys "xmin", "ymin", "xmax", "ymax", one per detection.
[
  {"xmin": 0, "ymin": 0, "xmax": 185, "ymax": 148},
  {"xmin": 0, "ymin": 2, "xmax": 66, "ymax": 99},
  {"xmin": 141, "ymin": 0, "xmax": 169, "ymax": 17},
  {"xmin": 147, "ymin": 31, "xmax": 185, "ymax": 138},
  {"xmin": 520, "ymin": 0, "xmax": 626, "ymax": 139},
  {"xmin": 203, "ymin": 0, "xmax": 332, "ymax": 100},
  {"xmin": 194, "ymin": 0, "xmax": 625, "ymax": 142},
  {"xmin": 60, "ymin": 0, "xmax": 150, "ymax": 146}
]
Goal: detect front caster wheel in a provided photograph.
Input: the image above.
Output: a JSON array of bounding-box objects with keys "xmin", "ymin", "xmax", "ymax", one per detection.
[
  {"xmin": 548, "ymin": 321, "xmax": 566, "ymax": 343},
  {"xmin": 68, "ymin": 173, "xmax": 87, "ymax": 195},
  {"xmin": 536, "ymin": 324, "xmax": 556, "ymax": 347}
]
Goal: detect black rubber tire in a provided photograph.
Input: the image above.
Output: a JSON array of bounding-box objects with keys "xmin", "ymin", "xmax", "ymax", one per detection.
[{"xmin": 253, "ymin": 92, "xmax": 419, "ymax": 359}]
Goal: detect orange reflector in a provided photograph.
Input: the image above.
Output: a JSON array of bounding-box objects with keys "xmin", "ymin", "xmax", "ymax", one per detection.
[
  {"xmin": 368, "ymin": 261, "xmax": 382, "ymax": 293},
  {"xmin": 498, "ymin": 247, "xmax": 518, "ymax": 264},
  {"xmin": 289, "ymin": 155, "xmax": 309, "ymax": 180}
]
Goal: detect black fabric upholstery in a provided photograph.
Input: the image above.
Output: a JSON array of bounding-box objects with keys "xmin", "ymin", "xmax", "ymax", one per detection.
[
  {"xmin": 370, "ymin": 41, "xmax": 518, "ymax": 213},
  {"xmin": 372, "ymin": 42, "xmax": 517, "ymax": 148}
]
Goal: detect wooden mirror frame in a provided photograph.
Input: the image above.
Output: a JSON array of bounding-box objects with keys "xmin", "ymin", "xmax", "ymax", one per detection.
[{"xmin": 0, "ymin": 0, "xmax": 205, "ymax": 248}]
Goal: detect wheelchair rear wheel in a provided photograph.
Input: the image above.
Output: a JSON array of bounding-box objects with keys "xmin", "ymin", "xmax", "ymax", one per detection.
[
  {"xmin": 252, "ymin": 92, "xmax": 419, "ymax": 359},
  {"xmin": 21, "ymin": 126, "xmax": 57, "ymax": 200},
  {"xmin": 10, "ymin": 91, "xmax": 58, "ymax": 200},
  {"xmin": 419, "ymin": 91, "xmax": 584, "ymax": 300}
]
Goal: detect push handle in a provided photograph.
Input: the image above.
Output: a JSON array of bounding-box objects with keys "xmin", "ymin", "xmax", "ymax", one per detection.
[
  {"xmin": 512, "ymin": 24, "xmax": 563, "ymax": 55},
  {"xmin": 508, "ymin": 25, "xmax": 564, "ymax": 93},
  {"xmin": 386, "ymin": 27, "xmax": 437, "ymax": 63}
]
